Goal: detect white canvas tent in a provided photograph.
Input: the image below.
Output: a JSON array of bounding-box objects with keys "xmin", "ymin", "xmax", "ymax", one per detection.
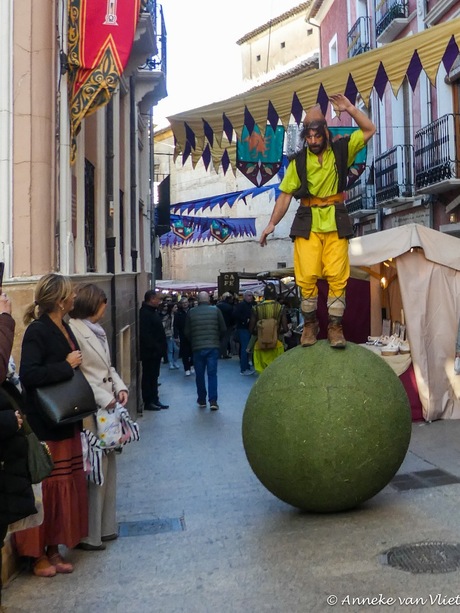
[{"xmin": 349, "ymin": 223, "xmax": 460, "ymax": 421}]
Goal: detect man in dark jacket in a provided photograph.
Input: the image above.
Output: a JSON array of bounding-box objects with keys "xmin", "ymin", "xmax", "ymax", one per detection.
[
  {"xmin": 216, "ymin": 292, "xmax": 234, "ymax": 359},
  {"xmin": 233, "ymin": 290, "xmax": 255, "ymax": 375},
  {"xmin": 139, "ymin": 290, "xmax": 169, "ymax": 410},
  {"xmin": 185, "ymin": 292, "xmax": 226, "ymax": 410}
]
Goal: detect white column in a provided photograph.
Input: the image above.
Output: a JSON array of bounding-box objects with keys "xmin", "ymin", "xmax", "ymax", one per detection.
[
  {"xmin": 58, "ymin": 0, "xmax": 73, "ymax": 274},
  {"xmin": 0, "ymin": 0, "xmax": 13, "ymax": 275}
]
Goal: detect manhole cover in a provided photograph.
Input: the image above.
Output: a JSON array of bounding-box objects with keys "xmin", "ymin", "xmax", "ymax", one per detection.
[
  {"xmin": 382, "ymin": 541, "xmax": 460, "ymax": 573},
  {"xmin": 118, "ymin": 517, "xmax": 186, "ymax": 537}
]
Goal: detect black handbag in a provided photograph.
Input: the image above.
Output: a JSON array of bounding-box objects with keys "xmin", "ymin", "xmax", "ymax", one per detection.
[{"xmin": 35, "ymin": 369, "xmax": 97, "ymax": 426}]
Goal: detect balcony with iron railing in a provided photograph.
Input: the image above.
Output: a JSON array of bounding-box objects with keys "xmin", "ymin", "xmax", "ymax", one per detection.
[
  {"xmin": 345, "ymin": 166, "xmax": 376, "ymax": 216},
  {"xmin": 375, "ymin": 144, "xmax": 415, "ymax": 205},
  {"xmin": 347, "ymin": 17, "xmax": 371, "ymax": 58},
  {"xmin": 136, "ymin": 0, "xmax": 168, "ymax": 111},
  {"xmin": 375, "ymin": 0, "xmax": 409, "ymax": 44},
  {"xmin": 415, "ymin": 114, "xmax": 460, "ymax": 194}
]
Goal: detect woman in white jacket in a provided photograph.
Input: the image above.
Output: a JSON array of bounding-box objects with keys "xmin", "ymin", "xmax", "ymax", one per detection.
[{"xmin": 69, "ymin": 283, "xmax": 128, "ymax": 550}]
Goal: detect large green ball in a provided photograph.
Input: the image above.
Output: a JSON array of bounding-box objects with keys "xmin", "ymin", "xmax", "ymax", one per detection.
[{"xmin": 242, "ymin": 341, "xmax": 412, "ymax": 512}]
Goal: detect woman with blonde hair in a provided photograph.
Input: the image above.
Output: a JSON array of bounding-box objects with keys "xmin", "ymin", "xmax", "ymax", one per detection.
[{"xmin": 14, "ymin": 273, "xmax": 88, "ymax": 577}]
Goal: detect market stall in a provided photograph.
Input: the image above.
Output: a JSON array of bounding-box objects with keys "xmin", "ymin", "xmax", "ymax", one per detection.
[{"xmin": 349, "ymin": 223, "xmax": 460, "ymax": 421}]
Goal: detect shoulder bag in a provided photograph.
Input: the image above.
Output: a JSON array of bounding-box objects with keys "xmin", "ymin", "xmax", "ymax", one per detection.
[
  {"xmin": 35, "ymin": 368, "xmax": 97, "ymax": 426},
  {"xmin": 0, "ymin": 383, "xmax": 54, "ymax": 483}
]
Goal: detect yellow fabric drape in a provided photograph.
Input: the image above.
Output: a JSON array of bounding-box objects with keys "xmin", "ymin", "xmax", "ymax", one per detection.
[{"xmin": 169, "ymin": 18, "xmax": 460, "ymax": 168}]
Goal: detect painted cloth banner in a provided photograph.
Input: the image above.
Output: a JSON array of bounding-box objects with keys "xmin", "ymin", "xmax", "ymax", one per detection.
[
  {"xmin": 236, "ymin": 125, "xmax": 285, "ymax": 187},
  {"xmin": 67, "ymin": 0, "xmax": 141, "ymax": 163},
  {"xmin": 162, "ymin": 216, "xmax": 257, "ymax": 246}
]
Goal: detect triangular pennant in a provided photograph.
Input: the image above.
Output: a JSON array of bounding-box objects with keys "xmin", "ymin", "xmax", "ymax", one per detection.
[
  {"xmin": 184, "ymin": 122, "xmax": 196, "ymax": 150},
  {"xmin": 344, "ymin": 75, "xmax": 358, "ymax": 105},
  {"xmin": 202, "ymin": 144, "xmax": 211, "ymax": 170},
  {"xmin": 406, "ymin": 51, "xmax": 423, "ymax": 92},
  {"xmin": 223, "ymin": 113, "xmax": 234, "ymax": 143},
  {"xmin": 221, "ymin": 150, "xmax": 230, "ymax": 174},
  {"xmin": 267, "ymin": 100, "xmax": 279, "ymax": 131},
  {"xmin": 374, "ymin": 62, "xmax": 389, "ymax": 100},
  {"xmin": 442, "ymin": 36, "xmax": 459, "ymax": 73},
  {"xmin": 316, "ymin": 84, "xmax": 329, "ymax": 115},
  {"xmin": 182, "ymin": 141, "xmax": 192, "ymax": 165},
  {"xmin": 202, "ymin": 118, "xmax": 214, "ymax": 147},
  {"xmin": 244, "ymin": 106, "xmax": 256, "ymax": 134},
  {"xmin": 291, "ymin": 92, "xmax": 303, "ymax": 125}
]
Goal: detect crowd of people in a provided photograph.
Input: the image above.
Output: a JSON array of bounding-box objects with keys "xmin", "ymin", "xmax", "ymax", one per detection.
[
  {"xmin": 0, "ymin": 273, "xmax": 298, "ymax": 602},
  {"xmin": 0, "ymin": 274, "xmax": 134, "ymax": 599}
]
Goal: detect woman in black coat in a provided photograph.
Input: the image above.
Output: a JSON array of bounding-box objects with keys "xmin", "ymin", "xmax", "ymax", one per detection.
[
  {"xmin": 14, "ymin": 274, "xmax": 88, "ymax": 577},
  {"xmin": 0, "ymin": 294, "xmax": 35, "ymax": 607}
]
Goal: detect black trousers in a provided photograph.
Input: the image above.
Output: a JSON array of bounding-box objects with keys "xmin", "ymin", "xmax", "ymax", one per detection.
[{"xmin": 141, "ymin": 358, "xmax": 162, "ymax": 406}]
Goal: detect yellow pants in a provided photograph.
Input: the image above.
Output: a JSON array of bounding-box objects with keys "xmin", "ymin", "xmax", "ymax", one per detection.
[{"xmin": 293, "ymin": 231, "xmax": 349, "ymax": 300}]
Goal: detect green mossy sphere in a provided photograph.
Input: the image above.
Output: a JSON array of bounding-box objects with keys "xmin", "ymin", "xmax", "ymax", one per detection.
[{"xmin": 242, "ymin": 341, "xmax": 412, "ymax": 512}]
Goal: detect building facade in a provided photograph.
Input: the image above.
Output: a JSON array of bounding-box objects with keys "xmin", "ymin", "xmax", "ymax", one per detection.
[{"xmin": 0, "ymin": 0, "xmax": 167, "ymax": 413}]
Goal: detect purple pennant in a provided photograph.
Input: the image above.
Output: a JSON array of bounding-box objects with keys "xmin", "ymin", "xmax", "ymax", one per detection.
[
  {"xmin": 267, "ymin": 100, "xmax": 279, "ymax": 131},
  {"xmin": 344, "ymin": 75, "xmax": 358, "ymax": 105},
  {"xmin": 182, "ymin": 141, "xmax": 191, "ymax": 165},
  {"xmin": 316, "ymin": 84, "xmax": 329, "ymax": 115},
  {"xmin": 184, "ymin": 122, "xmax": 196, "ymax": 150},
  {"xmin": 442, "ymin": 35, "xmax": 459, "ymax": 74},
  {"xmin": 406, "ymin": 51, "xmax": 423, "ymax": 92},
  {"xmin": 221, "ymin": 150, "xmax": 230, "ymax": 174},
  {"xmin": 244, "ymin": 106, "xmax": 256, "ymax": 134},
  {"xmin": 373, "ymin": 62, "xmax": 388, "ymax": 100},
  {"xmin": 291, "ymin": 92, "xmax": 303, "ymax": 125},
  {"xmin": 202, "ymin": 144, "xmax": 211, "ymax": 170},
  {"xmin": 202, "ymin": 118, "xmax": 214, "ymax": 147},
  {"xmin": 222, "ymin": 114, "xmax": 234, "ymax": 143}
]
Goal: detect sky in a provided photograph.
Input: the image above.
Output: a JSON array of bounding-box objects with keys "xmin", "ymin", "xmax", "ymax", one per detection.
[{"xmin": 154, "ymin": 0, "xmax": 301, "ymax": 122}]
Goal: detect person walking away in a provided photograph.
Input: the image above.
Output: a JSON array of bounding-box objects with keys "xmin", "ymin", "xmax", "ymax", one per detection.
[
  {"xmin": 139, "ymin": 290, "xmax": 169, "ymax": 411},
  {"xmin": 259, "ymin": 94, "xmax": 376, "ymax": 349},
  {"xmin": 162, "ymin": 302, "xmax": 179, "ymax": 369},
  {"xmin": 216, "ymin": 293, "xmax": 234, "ymax": 359},
  {"xmin": 14, "ymin": 273, "xmax": 88, "ymax": 577},
  {"xmin": 233, "ymin": 290, "xmax": 256, "ymax": 375},
  {"xmin": 185, "ymin": 292, "xmax": 226, "ymax": 410},
  {"xmin": 0, "ymin": 292, "xmax": 35, "ymax": 604},
  {"xmin": 249, "ymin": 283, "xmax": 288, "ymax": 373},
  {"xmin": 173, "ymin": 298, "xmax": 194, "ymax": 376},
  {"xmin": 68, "ymin": 283, "xmax": 129, "ymax": 551}
]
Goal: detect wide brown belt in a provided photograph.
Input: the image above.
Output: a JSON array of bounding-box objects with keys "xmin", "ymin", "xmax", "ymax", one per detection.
[{"xmin": 300, "ymin": 194, "xmax": 345, "ymax": 207}]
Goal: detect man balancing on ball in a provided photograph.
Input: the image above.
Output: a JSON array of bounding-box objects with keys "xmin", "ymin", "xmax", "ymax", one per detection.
[{"xmin": 259, "ymin": 93, "xmax": 376, "ymax": 349}]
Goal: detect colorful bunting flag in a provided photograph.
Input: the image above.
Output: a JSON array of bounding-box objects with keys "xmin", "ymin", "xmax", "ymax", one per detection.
[
  {"xmin": 236, "ymin": 125, "xmax": 285, "ymax": 187},
  {"xmin": 67, "ymin": 0, "xmax": 141, "ymax": 163}
]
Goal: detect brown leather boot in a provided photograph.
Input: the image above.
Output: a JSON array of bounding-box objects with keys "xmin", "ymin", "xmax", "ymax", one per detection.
[
  {"xmin": 327, "ymin": 316, "xmax": 346, "ymax": 348},
  {"xmin": 301, "ymin": 312, "xmax": 318, "ymax": 347}
]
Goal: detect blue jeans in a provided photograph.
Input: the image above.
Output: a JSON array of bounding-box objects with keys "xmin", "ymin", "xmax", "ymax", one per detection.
[
  {"xmin": 193, "ymin": 348, "xmax": 219, "ymax": 404},
  {"xmin": 237, "ymin": 328, "xmax": 251, "ymax": 372}
]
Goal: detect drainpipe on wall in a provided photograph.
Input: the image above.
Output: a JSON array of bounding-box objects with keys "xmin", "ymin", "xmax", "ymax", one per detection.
[
  {"xmin": 58, "ymin": 0, "xmax": 72, "ymax": 274},
  {"xmin": 105, "ymin": 99, "xmax": 117, "ymax": 368},
  {"xmin": 0, "ymin": 0, "xmax": 12, "ymax": 275}
]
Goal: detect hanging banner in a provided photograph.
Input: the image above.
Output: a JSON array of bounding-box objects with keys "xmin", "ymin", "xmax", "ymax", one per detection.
[
  {"xmin": 236, "ymin": 125, "xmax": 285, "ymax": 187},
  {"xmin": 67, "ymin": 0, "xmax": 141, "ymax": 163}
]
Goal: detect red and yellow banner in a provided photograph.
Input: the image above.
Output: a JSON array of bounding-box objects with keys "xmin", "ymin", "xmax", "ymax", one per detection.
[{"xmin": 67, "ymin": 0, "xmax": 141, "ymax": 163}]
